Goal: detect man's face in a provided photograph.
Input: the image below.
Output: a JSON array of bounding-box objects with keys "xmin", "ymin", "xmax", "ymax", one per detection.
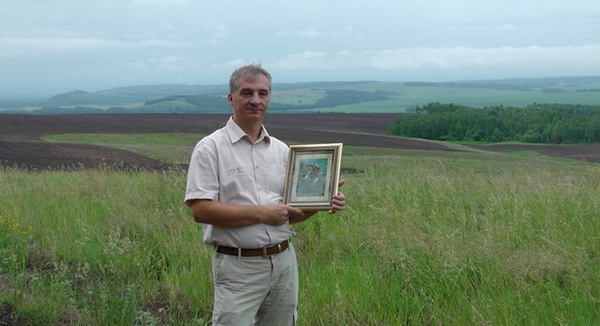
[{"xmin": 228, "ymin": 74, "xmax": 271, "ymax": 125}]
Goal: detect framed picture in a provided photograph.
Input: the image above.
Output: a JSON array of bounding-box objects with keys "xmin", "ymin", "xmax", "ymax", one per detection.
[{"xmin": 283, "ymin": 143, "xmax": 343, "ymax": 211}]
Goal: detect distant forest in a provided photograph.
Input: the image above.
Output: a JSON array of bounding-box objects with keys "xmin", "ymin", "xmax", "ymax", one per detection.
[{"xmin": 388, "ymin": 103, "xmax": 600, "ymax": 144}]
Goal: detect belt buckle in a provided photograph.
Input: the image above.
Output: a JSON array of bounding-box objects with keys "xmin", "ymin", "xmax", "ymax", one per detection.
[{"xmin": 262, "ymin": 242, "xmax": 283, "ymax": 257}]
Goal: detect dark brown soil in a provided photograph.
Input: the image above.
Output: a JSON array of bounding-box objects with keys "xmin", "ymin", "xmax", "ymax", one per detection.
[
  {"xmin": 0, "ymin": 302, "xmax": 27, "ymax": 326},
  {"xmin": 1, "ymin": 113, "xmax": 598, "ymax": 170}
]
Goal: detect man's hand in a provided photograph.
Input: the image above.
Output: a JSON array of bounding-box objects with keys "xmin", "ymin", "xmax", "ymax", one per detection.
[
  {"xmin": 328, "ymin": 179, "xmax": 346, "ymax": 214},
  {"xmin": 263, "ymin": 204, "xmax": 305, "ymax": 225}
]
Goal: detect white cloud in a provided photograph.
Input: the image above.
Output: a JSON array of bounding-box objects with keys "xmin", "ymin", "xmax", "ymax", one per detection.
[
  {"xmin": 128, "ymin": 56, "xmax": 197, "ymax": 72},
  {"xmin": 0, "ymin": 37, "xmax": 118, "ymax": 56},
  {"xmin": 0, "ymin": 36, "xmax": 183, "ymax": 57},
  {"xmin": 496, "ymin": 24, "xmax": 517, "ymax": 31},
  {"xmin": 131, "ymin": 0, "xmax": 189, "ymax": 6},
  {"xmin": 125, "ymin": 61, "xmax": 147, "ymax": 69},
  {"xmin": 272, "ymin": 45, "xmax": 600, "ymax": 74},
  {"xmin": 276, "ymin": 29, "xmax": 321, "ymax": 38},
  {"xmin": 160, "ymin": 21, "xmax": 176, "ymax": 31},
  {"xmin": 149, "ymin": 56, "xmax": 186, "ymax": 71},
  {"xmin": 225, "ymin": 59, "xmax": 245, "ymax": 67},
  {"xmin": 204, "ymin": 24, "xmax": 230, "ymax": 46},
  {"xmin": 2, "ymin": 0, "xmax": 600, "ymax": 96},
  {"xmin": 275, "ymin": 25, "xmax": 363, "ymax": 41},
  {"xmin": 276, "ymin": 51, "xmax": 329, "ymax": 69}
]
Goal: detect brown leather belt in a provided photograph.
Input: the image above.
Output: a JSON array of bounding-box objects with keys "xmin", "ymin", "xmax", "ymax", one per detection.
[{"xmin": 215, "ymin": 240, "xmax": 290, "ymax": 257}]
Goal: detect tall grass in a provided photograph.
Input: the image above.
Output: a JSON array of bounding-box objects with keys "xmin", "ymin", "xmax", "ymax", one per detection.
[
  {"xmin": 296, "ymin": 154, "xmax": 600, "ymax": 324},
  {"xmin": 1, "ymin": 168, "xmax": 213, "ymax": 325},
  {"xmin": 1, "ymin": 147, "xmax": 599, "ymax": 325}
]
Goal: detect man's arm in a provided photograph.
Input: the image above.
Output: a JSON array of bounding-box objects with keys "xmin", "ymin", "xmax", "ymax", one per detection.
[{"xmin": 187, "ymin": 199, "xmax": 305, "ymax": 228}]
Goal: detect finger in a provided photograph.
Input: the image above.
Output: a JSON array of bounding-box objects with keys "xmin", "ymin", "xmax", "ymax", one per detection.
[
  {"xmin": 332, "ymin": 202, "xmax": 344, "ymax": 210},
  {"xmin": 333, "ymin": 192, "xmax": 345, "ymax": 200},
  {"xmin": 328, "ymin": 207, "xmax": 343, "ymax": 214},
  {"xmin": 328, "ymin": 202, "xmax": 344, "ymax": 214},
  {"xmin": 286, "ymin": 206, "xmax": 304, "ymax": 216},
  {"xmin": 338, "ymin": 179, "xmax": 346, "ymax": 187}
]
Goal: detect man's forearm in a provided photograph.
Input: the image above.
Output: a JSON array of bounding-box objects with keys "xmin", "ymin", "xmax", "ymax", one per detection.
[
  {"xmin": 189, "ymin": 200, "xmax": 266, "ymax": 228},
  {"xmin": 189, "ymin": 200, "xmax": 303, "ymax": 227}
]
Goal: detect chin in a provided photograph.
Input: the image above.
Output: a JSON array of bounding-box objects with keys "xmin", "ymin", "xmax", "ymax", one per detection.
[{"xmin": 246, "ymin": 110, "xmax": 265, "ymax": 117}]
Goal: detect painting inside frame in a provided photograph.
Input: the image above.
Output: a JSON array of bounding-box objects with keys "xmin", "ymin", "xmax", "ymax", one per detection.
[{"xmin": 283, "ymin": 143, "xmax": 343, "ymax": 211}]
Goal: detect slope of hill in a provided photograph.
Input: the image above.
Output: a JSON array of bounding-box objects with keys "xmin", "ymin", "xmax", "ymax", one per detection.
[{"xmin": 44, "ymin": 84, "xmax": 227, "ymax": 106}]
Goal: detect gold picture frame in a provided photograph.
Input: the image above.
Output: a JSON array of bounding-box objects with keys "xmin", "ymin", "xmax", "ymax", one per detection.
[{"xmin": 283, "ymin": 143, "xmax": 343, "ymax": 211}]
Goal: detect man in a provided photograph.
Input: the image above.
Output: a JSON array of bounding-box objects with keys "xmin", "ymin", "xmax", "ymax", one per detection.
[{"xmin": 184, "ymin": 64, "xmax": 346, "ymax": 325}]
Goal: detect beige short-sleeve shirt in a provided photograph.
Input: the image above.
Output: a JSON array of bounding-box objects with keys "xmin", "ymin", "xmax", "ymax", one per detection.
[{"xmin": 185, "ymin": 117, "xmax": 294, "ymax": 248}]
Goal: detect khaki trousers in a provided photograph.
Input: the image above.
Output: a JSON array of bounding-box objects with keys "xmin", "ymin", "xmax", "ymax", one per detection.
[{"xmin": 211, "ymin": 243, "xmax": 298, "ymax": 326}]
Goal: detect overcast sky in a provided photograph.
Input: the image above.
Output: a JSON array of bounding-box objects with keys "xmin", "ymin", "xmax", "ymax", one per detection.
[{"xmin": 2, "ymin": 0, "xmax": 600, "ymax": 97}]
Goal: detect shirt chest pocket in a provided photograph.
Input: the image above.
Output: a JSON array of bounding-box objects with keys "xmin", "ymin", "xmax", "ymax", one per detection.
[
  {"xmin": 221, "ymin": 164, "xmax": 251, "ymax": 190},
  {"xmin": 254, "ymin": 161, "xmax": 286, "ymax": 193},
  {"xmin": 220, "ymin": 162, "xmax": 283, "ymax": 190}
]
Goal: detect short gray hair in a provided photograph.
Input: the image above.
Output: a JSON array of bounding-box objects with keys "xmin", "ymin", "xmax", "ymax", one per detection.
[{"xmin": 229, "ymin": 64, "xmax": 272, "ymax": 94}]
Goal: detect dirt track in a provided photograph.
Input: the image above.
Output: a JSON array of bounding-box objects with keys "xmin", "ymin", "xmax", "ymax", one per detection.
[{"xmin": 1, "ymin": 114, "xmax": 599, "ymax": 170}]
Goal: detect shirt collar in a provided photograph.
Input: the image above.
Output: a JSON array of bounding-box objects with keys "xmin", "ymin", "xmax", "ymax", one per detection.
[{"xmin": 225, "ymin": 116, "xmax": 271, "ymax": 144}]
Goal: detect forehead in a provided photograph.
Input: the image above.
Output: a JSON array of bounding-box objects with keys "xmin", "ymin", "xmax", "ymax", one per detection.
[{"xmin": 236, "ymin": 74, "xmax": 271, "ymax": 92}]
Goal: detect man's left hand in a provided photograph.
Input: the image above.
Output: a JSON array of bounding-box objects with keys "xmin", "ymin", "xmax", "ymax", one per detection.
[{"xmin": 328, "ymin": 179, "xmax": 346, "ymax": 214}]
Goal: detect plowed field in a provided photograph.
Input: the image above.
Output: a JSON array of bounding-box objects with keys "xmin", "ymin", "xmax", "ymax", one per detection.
[{"xmin": 1, "ymin": 114, "xmax": 598, "ymax": 170}]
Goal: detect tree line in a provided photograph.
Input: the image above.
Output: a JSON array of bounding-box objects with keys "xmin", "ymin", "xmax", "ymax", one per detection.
[{"xmin": 388, "ymin": 103, "xmax": 600, "ymax": 144}]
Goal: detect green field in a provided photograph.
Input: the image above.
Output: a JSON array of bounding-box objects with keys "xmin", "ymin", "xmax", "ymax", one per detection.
[
  {"xmin": 1, "ymin": 135, "xmax": 599, "ymax": 325},
  {"xmin": 41, "ymin": 133, "xmax": 203, "ymax": 165},
  {"xmin": 273, "ymin": 82, "xmax": 600, "ymax": 113}
]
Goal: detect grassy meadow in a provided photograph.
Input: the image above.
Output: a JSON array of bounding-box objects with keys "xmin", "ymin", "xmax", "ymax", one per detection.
[{"xmin": 1, "ymin": 134, "xmax": 599, "ymax": 325}]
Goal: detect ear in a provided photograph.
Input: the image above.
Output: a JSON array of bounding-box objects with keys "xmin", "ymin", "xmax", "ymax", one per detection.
[{"xmin": 227, "ymin": 93, "xmax": 234, "ymax": 106}]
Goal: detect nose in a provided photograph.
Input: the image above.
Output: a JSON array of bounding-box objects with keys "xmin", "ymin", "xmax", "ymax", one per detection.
[{"xmin": 249, "ymin": 92, "xmax": 261, "ymax": 105}]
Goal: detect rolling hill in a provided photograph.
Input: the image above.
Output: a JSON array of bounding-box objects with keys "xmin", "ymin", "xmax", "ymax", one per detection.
[{"xmin": 1, "ymin": 76, "xmax": 599, "ymax": 114}]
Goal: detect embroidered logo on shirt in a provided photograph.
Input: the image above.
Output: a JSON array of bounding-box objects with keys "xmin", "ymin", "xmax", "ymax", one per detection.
[{"xmin": 227, "ymin": 166, "xmax": 246, "ymax": 176}]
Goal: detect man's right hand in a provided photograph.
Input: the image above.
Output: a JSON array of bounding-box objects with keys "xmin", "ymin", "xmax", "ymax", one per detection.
[{"xmin": 263, "ymin": 204, "xmax": 305, "ymax": 225}]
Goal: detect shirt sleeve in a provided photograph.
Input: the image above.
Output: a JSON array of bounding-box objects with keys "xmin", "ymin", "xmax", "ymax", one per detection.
[{"xmin": 184, "ymin": 138, "xmax": 220, "ymax": 204}]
